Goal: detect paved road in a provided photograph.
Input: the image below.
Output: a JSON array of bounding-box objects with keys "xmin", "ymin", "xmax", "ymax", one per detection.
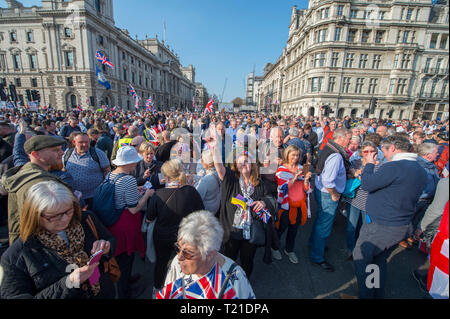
[{"xmin": 128, "ymin": 190, "xmax": 431, "ymax": 299}]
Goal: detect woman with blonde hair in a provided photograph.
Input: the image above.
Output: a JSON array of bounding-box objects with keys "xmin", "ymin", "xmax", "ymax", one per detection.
[
  {"xmin": 0, "ymin": 181, "xmax": 116, "ymax": 299},
  {"xmin": 272, "ymin": 144, "xmax": 312, "ymax": 264},
  {"xmin": 145, "ymin": 158, "xmax": 204, "ymax": 293},
  {"xmin": 133, "ymin": 141, "xmax": 163, "ymax": 188}
]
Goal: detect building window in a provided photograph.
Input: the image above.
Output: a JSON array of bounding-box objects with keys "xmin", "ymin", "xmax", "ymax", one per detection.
[
  {"xmin": 436, "ymin": 58, "xmax": 443, "ymax": 71},
  {"xmin": 334, "ymin": 27, "xmax": 341, "ymax": 41},
  {"xmin": 402, "ymin": 31, "xmax": 409, "ymax": 43},
  {"xmin": 359, "ymin": 54, "xmax": 368, "ymax": 68},
  {"xmin": 26, "ymin": 31, "xmax": 33, "ymax": 42},
  {"xmin": 430, "ymin": 33, "xmax": 438, "ymax": 48},
  {"xmin": 411, "ymin": 31, "xmax": 416, "ymax": 44},
  {"xmin": 361, "ymin": 30, "xmax": 371, "ymax": 43},
  {"xmin": 328, "ymin": 76, "xmax": 336, "ymax": 92},
  {"xmin": 65, "ymin": 51, "xmax": 73, "ymax": 67},
  {"xmin": 311, "ymin": 77, "xmax": 323, "ymax": 92},
  {"xmin": 363, "ymin": 10, "xmax": 373, "ymax": 20},
  {"xmin": 348, "ymin": 29, "xmax": 357, "ymax": 42},
  {"xmin": 355, "ymin": 78, "xmax": 364, "ymax": 93},
  {"xmin": 123, "ymin": 68, "xmax": 127, "ymax": 81},
  {"xmin": 406, "ymin": 8, "xmax": 413, "ymax": 21},
  {"xmin": 320, "ymin": 52, "xmax": 326, "ymax": 67},
  {"xmin": 396, "ymin": 78, "xmax": 407, "ymax": 95},
  {"xmin": 31, "ymin": 78, "xmax": 38, "ymax": 87},
  {"xmin": 393, "ymin": 54, "xmax": 399, "ymax": 69},
  {"xmin": 424, "ymin": 58, "xmax": 432, "ymax": 72},
  {"xmin": 350, "ymin": 9, "xmax": 358, "ymax": 19},
  {"xmin": 389, "ymin": 79, "xmax": 396, "ymax": 94},
  {"xmin": 401, "ymin": 54, "xmax": 411, "ymax": 69},
  {"xmin": 98, "ymin": 35, "xmax": 104, "ymax": 46},
  {"xmin": 131, "ymin": 72, "xmax": 135, "ymax": 83},
  {"xmin": 29, "ymin": 54, "xmax": 37, "ymax": 70},
  {"xmin": 122, "ymin": 52, "xmax": 126, "ymax": 60},
  {"xmin": 331, "ymin": 52, "xmax": 339, "ymax": 67},
  {"xmin": 372, "ymin": 55, "xmax": 382, "ymax": 69},
  {"xmin": 368, "ymin": 78, "xmax": 378, "ymax": 94},
  {"xmin": 12, "ymin": 54, "xmax": 21, "ymax": 69},
  {"xmin": 441, "ymin": 81, "xmax": 448, "ymax": 97},
  {"xmin": 15, "ymin": 78, "xmax": 21, "ymax": 87},
  {"xmin": 379, "ymin": 11, "xmax": 385, "ymax": 20},
  {"xmin": 130, "ymin": 56, "xmax": 134, "ymax": 64},
  {"xmin": 316, "ymin": 29, "xmax": 327, "ymax": 42},
  {"xmin": 440, "ymin": 34, "xmax": 448, "ymax": 49},
  {"xmin": 0, "ymin": 54, "xmax": 6, "ymax": 71},
  {"xmin": 10, "ymin": 31, "xmax": 17, "ymax": 42},
  {"xmin": 344, "ymin": 53, "xmax": 354, "ymax": 68},
  {"xmin": 67, "ymin": 77, "xmax": 73, "ymax": 87},
  {"xmin": 419, "ymin": 79, "xmax": 427, "ymax": 96},
  {"xmin": 430, "ymin": 79, "xmax": 438, "ymax": 96},
  {"xmin": 64, "ymin": 28, "xmax": 71, "ymax": 38},
  {"xmin": 416, "ymin": 9, "xmax": 421, "ymax": 21},
  {"xmin": 337, "ymin": 5, "xmax": 344, "ymax": 17},
  {"xmin": 95, "ymin": 0, "xmax": 101, "ymax": 13},
  {"xmin": 342, "ymin": 77, "xmax": 351, "ymax": 93}
]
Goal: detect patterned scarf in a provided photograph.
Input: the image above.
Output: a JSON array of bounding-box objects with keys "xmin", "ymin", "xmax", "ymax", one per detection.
[
  {"xmin": 36, "ymin": 223, "xmax": 100, "ymax": 296},
  {"xmin": 232, "ymin": 176, "xmax": 254, "ymax": 230}
]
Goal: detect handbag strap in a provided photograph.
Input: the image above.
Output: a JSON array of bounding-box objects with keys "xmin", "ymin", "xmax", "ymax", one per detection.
[
  {"xmin": 86, "ymin": 215, "xmax": 99, "ymax": 240},
  {"xmin": 218, "ymin": 262, "xmax": 238, "ymax": 299}
]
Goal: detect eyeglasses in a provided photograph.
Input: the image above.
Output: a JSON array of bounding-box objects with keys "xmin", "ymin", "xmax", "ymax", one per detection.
[
  {"xmin": 174, "ymin": 242, "xmax": 198, "ymax": 260},
  {"xmin": 41, "ymin": 208, "xmax": 74, "ymax": 223}
]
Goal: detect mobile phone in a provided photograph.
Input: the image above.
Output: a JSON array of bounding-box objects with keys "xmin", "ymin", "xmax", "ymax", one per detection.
[
  {"xmin": 88, "ymin": 250, "xmax": 103, "ymax": 286},
  {"xmin": 144, "ymin": 181, "xmax": 153, "ymax": 190}
]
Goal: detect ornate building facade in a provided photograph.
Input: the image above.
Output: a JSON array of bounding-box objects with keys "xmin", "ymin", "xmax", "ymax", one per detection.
[
  {"xmin": 259, "ymin": 0, "xmax": 449, "ymax": 120},
  {"xmin": 0, "ymin": 0, "xmax": 202, "ymax": 111}
]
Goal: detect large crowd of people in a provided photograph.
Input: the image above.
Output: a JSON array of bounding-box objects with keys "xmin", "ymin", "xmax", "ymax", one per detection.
[{"xmin": 0, "ymin": 105, "xmax": 448, "ymax": 299}]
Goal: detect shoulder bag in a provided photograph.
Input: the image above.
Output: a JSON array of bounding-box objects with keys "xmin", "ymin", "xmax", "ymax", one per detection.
[{"xmin": 85, "ymin": 215, "xmax": 121, "ymax": 283}]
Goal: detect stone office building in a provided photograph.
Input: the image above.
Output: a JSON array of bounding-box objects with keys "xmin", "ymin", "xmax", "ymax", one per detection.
[
  {"xmin": 0, "ymin": 0, "xmax": 200, "ymax": 111},
  {"xmin": 259, "ymin": 0, "xmax": 449, "ymax": 120}
]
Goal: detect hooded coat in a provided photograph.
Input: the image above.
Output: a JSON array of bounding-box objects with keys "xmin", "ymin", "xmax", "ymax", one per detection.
[{"xmin": 1, "ymin": 162, "xmax": 71, "ymax": 244}]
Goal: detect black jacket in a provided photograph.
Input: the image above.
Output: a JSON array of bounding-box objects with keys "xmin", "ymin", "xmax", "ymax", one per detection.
[{"xmin": 0, "ymin": 212, "xmax": 116, "ymax": 299}]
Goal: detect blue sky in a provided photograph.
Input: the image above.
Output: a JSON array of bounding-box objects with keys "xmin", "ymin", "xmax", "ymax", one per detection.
[{"xmin": 1, "ymin": 0, "xmax": 309, "ymax": 102}]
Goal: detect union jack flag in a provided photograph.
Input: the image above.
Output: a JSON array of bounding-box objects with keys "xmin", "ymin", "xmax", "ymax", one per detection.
[
  {"xmin": 204, "ymin": 96, "xmax": 214, "ymax": 114},
  {"xmin": 157, "ymin": 123, "xmax": 166, "ymax": 132},
  {"xmin": 157, "ymin": 263, "xmax": 238, "ymax": 299},
  {"xmin": 76, "ymin": 105, "xmax": 83, "ymax": 112},
  {"xmin": 192, "ymin": 96, "xmax": 197, "ymax": 112},
  {"xmin": 145, "ymin": 97, "xmax": 153, "ymax": 112},
  {"xmin": 144, "ymin": 126, "xmax": 160, "ymax": 146},
  {"xmin": 96, "ymin": 51, "xmax": 115, "ymax": 68}
]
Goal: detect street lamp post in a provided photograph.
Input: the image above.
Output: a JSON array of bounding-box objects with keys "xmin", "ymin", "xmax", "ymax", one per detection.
[
  {"xmin": 39, "ymin": 71, "xmax": 46, "ymax": 106},
  {"xmin": 279, "ymin": 74, "xmax": 285, "ymax": 115}
]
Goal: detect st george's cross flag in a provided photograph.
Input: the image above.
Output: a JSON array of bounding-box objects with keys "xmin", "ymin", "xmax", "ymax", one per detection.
[
  {"xmin": 156, "ymin": 263, "xmax": 238, "ymax": 299},
  {"xmin": 204, "ymin": 96, "xmax": 214, "ymax": 114},
  {"xmin": 96, "ymin": 51, "xmax": 115, "ymax": 68}
]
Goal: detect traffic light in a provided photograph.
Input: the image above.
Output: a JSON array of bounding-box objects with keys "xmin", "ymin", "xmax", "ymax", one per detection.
[
  {"xmin": 26, "ymin": 89, "xmax": 32, "ymax": 101},
  {"xmin": 9, "ymin": 83, "xmax": 18, "ymax": 101}
]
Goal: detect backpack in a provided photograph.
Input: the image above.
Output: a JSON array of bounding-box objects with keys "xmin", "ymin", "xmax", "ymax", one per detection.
[
  {"xmin": 64, "ymin": 147, "xmax": 101, "ymax": 168},
  {"xmin": 92, "ymin": 172, "xmax": 127, "ymax": 227}
]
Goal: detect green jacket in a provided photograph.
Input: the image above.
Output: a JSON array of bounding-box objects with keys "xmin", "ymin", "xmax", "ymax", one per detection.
[{"xmin": 1, "ymin": 162, "xmax": 71, "ymax": 245}]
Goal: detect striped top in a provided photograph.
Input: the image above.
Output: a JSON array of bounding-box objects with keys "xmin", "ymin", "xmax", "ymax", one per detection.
[
  {"xmin": 109, "ymin": 173, "xmax": 141, "ymax": 210},
  {"xmin": 343, "ymin": 163, "xmax": 382, "ymax": 211}
]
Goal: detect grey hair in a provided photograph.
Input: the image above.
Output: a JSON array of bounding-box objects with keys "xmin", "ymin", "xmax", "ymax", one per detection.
[
  {"xmin": 177, "ymin": 211, "xmax": 224, "ymax": 261},
  {"xmin": 333, "ymin": 128, "xmax": 350, "ymax": 139},
  {"xmin": 26, "ymin": 181, "xmax": 74, "ymax": 214},
  {"xmin": 350, "ymin": 135, "xmax": 361, "ymax": 144},
  {"xmin": 289, "ymin": 127, "xmax": 299, "ymax": 137},
  {"xmin": 417, "ymin": 142, "xmax": 438, "ymax": 157}
]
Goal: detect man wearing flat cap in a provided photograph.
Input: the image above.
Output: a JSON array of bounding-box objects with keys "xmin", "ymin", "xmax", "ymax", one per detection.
[{"xmin": 1, "ymin": 135, "xmax": 71, "ymax": 244}]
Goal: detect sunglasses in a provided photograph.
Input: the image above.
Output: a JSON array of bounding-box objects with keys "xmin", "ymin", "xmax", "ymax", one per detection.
[
  {"xmin": 362, "ymin": 150, "xmax": 377, "ymax": 154},
  {"xmin": 174, "ymin": 242, "xmax": 198, "ymax": 260},
  {"xmin": 41, "ymin": 208, "xmax": 74, "ymax": 223}
]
